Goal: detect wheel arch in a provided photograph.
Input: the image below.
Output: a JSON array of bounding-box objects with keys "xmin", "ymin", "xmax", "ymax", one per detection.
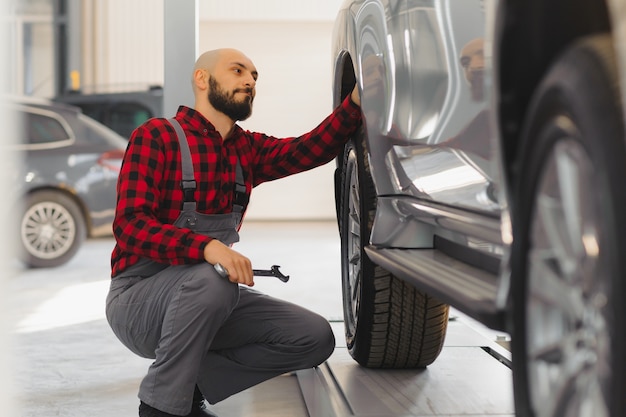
[
  {"xmin": 333, "ymin": 50, "xmax": 357, "ymax": 109},
  {"xmin": 497, "ymin": 0, "xmax": 613, "ymax": 193}
]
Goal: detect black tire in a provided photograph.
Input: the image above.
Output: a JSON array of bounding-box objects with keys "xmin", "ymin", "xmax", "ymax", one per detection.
[
  {"xmin": 19, "ymin": 190, "xmax": 86, "ymax": 268},
  {"xmin": 511, "ymin": 35, "xmax": 626, "ymax": 417},
  {"xmin": 339, "ymin": 133, "xmax": 449, "ymax": 368}
]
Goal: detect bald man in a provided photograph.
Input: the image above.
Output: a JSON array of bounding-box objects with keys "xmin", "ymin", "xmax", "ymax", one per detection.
[
  {"xmin": 459, "ymin": 38, "xmax": 485, "ymax": 101},
  {"xmin": 105, "ymin": 48, "xmax": 361, "ymax": 417}
]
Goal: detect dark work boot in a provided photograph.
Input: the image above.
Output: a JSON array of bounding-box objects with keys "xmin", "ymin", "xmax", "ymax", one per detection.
[
  {"xmin": 189, "ymin": 385, "xmax": 219, "ymax": 417},
  {"xmin": 138, "ymin": 390, "xmax": 219, "ymax": 417},
  {"xmin": 138, "ymin": 401, "xmax": 177, "ymax": 417}
]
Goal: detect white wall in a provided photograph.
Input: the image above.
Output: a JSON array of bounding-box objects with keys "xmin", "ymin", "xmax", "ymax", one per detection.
[
  {"xmin": 200, "ymin": 0, "xmax": 342, "ymax": 21},
  {"xmin": 85, "ymin": 0, "xmax": 345, "ymax": 220},
  {"xmin": 82, "ymin": 0, "xmax": 165, "ymax": 91},
  {"xmin": 199, "ymin": 21, "xmax": 338, "ymax": 220},
  {"xmin": 199, "ymin": 1, "xmax": 345, "ymax": 220}
]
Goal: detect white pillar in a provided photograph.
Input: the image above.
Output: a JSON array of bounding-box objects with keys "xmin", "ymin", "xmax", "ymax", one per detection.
[{"xmin": 0, "ymin": 0, "xmax": 17, "ymax": 413}]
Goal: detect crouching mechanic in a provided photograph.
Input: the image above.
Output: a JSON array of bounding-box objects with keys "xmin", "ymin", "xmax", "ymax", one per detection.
[{"xmin": 105, "ymin": 48, "xmax": 362, "ymax": 417}]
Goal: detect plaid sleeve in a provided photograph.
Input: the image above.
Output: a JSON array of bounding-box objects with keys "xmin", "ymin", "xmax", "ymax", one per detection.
[
  {"xmin": 112, "ymin": 120, "xmax": 211, "ymax": 268},
  {"xmin": 250, "ymin": 95, "xmax": 362, "ymax": 185}
]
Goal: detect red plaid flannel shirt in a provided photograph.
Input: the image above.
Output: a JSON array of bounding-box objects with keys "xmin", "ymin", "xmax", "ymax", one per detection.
[{"xmin": 111, "ymin": 95, "xmax": 361, "ymax": 277}]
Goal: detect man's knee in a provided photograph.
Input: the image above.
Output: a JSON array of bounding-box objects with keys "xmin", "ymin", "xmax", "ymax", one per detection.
[{"xmin": 302, "ymin": 313, "xmax": 335, "ymax": 366}]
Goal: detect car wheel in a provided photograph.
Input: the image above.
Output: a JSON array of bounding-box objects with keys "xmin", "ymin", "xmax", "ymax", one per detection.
[
  {"xmin": 339, "ymin": 133, "xmax": 449, "ymax": 368},
  {"xmin": 20, "ymin": 190, "xmax": 86, "ymax": 268},
  {"xmin": 511, "ymin": 35, "xmax": 626, "ymax": 417}
]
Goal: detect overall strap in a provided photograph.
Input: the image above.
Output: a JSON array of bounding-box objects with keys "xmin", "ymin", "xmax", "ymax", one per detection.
[
  {"xmin": 169, "ymin": 118, "xmax": 197, "ymax": 211},
  {"xmin": 168, "ymin": 118, "xmax": 249, "ymax": 214},
  {"xmin": 233, "ymin": 162, "xmax": 248, "ymax": 214}
]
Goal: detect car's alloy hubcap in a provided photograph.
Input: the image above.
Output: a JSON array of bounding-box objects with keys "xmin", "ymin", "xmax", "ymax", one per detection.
[
  {"xmin": 22, "ymin": 201, "xmax": 76, "ymax": 259},
  {"xmin": 527, "ymin": 138, "xmax": 610, "ymax": 417},
  {"xmin": 345, "ymin": 149, "xmax": 362, "ymax": 340}
]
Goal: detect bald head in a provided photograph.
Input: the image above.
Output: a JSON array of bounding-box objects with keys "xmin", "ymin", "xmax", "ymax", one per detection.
[
  {"xmin": 191, "ymin": 48, "xmax": 256, "ymax": 90},
  {"xmin": 193, "ymin": 49, "xmax": 221, "ymax": 75},
  {"xmin": 459, "ymin": 38, "xmax": 484, "ymax": 72}
]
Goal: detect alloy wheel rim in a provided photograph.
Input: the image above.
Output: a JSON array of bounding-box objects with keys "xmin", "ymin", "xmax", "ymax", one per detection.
[
  {"xmin": 345, "ymin": 149, "xmax": 362, "ymax": 341},
  {"xmin": 527, "ymin": 138, "xmax": 611, "ymax": 417},
  {"xmin": 22, "ymin": 201, "xmax": 76, "ymax": 259}
]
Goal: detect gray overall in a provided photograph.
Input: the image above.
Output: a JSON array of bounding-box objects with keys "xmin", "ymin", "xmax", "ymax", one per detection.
[{"xmin": 105, "ymin": 119, "xmax": 335, "ymax": 416}]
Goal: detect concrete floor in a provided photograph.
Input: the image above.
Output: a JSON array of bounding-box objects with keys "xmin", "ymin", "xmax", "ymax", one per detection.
[{"xmin": 8, "ymin": 221, "xmax": 512, "ymax": 417}]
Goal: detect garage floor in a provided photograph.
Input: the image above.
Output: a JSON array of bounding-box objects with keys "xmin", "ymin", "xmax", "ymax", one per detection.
[{"xmin": 9, "ymin": 221, "xmax": 514, "ymax": 417}]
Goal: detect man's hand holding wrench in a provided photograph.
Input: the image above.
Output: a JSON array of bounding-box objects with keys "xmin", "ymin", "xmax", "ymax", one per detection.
[
  {"xmin": 214, "ymin": 263, "xmax": 290, "ymax": 282},
  {"xmin": 203, "ymin": 239, "xmax": 290, "ymax": 285},
  {"xmin": 203, "ymin": 239, "xmax": 255, "ymax": 286}
]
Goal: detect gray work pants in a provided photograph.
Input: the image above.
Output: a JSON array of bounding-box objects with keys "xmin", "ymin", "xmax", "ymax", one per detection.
[{"xmin": 105, "ymin": 262, "xmax": 335, "ymax": 416}]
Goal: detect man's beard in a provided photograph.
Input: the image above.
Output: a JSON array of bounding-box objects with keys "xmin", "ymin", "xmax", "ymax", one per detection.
[{"xmin": 208, "ymin": 75, "xmax": 253, "ymax": 121}]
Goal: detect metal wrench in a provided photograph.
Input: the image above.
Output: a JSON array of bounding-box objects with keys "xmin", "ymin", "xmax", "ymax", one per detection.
[
  {"xmin": 252, "ymin": 265, "xmax": 290, "ymax": 282},
  {"xmin": 214, "ymin": 263, "xmax": 290, "ymax": 283}
]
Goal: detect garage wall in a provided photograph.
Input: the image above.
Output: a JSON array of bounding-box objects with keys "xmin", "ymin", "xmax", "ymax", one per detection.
[
  {"xmin": 83, "ymin": 0, "xmax": 165, "ymax": 91},
  {"xmin": 201, "ymin": 0, "xmax": 341, "ymax": 21},
  {"xmin": 198, "ymin": 20, "xmax": 338, "ymax": 220},
  {"xmin": 84, "ymin": 0, "xmax": 345, "ymax": 220}
]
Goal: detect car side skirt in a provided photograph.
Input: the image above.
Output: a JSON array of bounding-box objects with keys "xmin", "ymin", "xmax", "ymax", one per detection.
[{"xmin": 364, "ymin": 244, "xmax": 506, "ymax": 331}]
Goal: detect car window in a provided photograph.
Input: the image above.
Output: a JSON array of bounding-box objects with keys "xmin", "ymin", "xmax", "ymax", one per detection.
[
  {"xmin": 77, "ymin": 113, "xmax": 128, "ymax": 149},
  {"xmin": 108, "ymin": 102, "xmax": 152, "ymax": 138},
  {"xmin": 74, "ymin": 103, "xmax": 103, "ymax": 121},
  {"xmin": 24, "ymin": 111, "xmax": 71, "ymax": 144}
]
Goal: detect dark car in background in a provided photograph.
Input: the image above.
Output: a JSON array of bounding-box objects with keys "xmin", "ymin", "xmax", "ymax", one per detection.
[
  {"xmin": 331, "ymin": 0, "xmax": 626, "ymax": 416},
  {"xmin": 7, "ymin": 97, "xmax": 126, "ymax": 268},
  {"xmin": 54, "ymin": 86, "xmax": 163, "ymax": 139}
]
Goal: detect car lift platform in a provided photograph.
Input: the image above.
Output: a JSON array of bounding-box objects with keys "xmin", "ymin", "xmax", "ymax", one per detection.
[{"xmin": 211, "ymin": 315, "xmax": 515, "ymax": 417}]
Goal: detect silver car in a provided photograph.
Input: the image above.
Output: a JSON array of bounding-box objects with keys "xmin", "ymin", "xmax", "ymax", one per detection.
[
  {"xmin": 7, "ymin": 97, "xmax": 126, "ymax": 268},
  {"xmin": 332, "ymin": 0, "xmax": 625, "ymax": 416}
]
